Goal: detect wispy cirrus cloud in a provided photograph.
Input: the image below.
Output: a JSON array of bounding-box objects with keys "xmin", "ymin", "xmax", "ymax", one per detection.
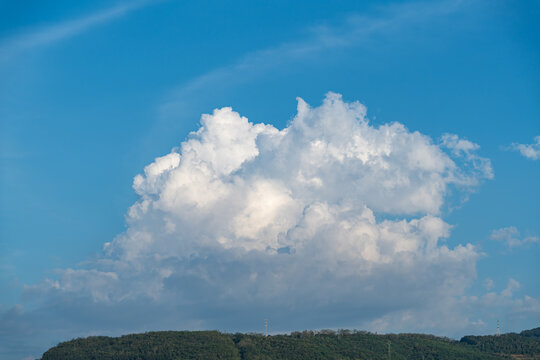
[
  {"xmin": 0, "ymin": 0, "xmax": 157, "ymax": 62},
  {"xmin": 160, "ymin": 0, "xmax": 470, "ymax": 116}
]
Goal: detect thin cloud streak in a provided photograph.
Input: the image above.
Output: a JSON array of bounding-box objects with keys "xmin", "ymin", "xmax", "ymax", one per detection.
[
  {"xmin": 0, "ymin": 0, "xmax": 156, "ymax": 62},
  {"xmin": 160, "ymin": 0, "xmax": 469, "ymax": 116}
]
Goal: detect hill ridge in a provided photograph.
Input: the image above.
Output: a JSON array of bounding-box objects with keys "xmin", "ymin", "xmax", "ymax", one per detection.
[{"xmin": 40, "ymin": 327, "xmax": 540, "ymax": 360}]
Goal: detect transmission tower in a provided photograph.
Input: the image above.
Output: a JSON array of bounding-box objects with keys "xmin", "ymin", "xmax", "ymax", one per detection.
[
  {"xmin": 265, "ymin": 319, "xmax": 268, "ymax": 337},
  {"xmin": 497, "ymin": 320, "xmax": 500, "ymax": 336}
]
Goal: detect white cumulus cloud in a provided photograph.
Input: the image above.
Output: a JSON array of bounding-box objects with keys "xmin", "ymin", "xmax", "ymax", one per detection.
[
  {"xmin": 96, "ymin": 93, "xmax": 492, "ymax": 275},
  {"xmin": 36, "ymin": 92, "xmax": 493, "ymax": 313},
  {"xmin": 490, "ymin": 226, "xmax": 539, "ymax": 248},
  {"xmin": 8, "ymin": 93, "xmax": 512, "ymax": 357},
  {"xmin": 39, "ymin": 93, "xmax": 493, "ymax": 311},
  {"xmin": 511, "ymin": 136, "xmax": 540, "ymax": 160}
]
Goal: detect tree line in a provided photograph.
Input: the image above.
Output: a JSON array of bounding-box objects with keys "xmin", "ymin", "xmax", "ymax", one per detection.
[{"xmin": 40, "ymin": 327, "xmax": 540, "ymax": 360}]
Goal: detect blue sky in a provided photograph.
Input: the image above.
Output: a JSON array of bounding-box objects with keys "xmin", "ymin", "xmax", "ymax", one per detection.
[{"xmin": 1, "ymin": 0, "xmax": 539, "ymax": 358}]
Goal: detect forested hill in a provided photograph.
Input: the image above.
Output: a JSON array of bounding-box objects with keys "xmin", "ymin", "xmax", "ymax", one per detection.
[
  {"xmin": 40, "ymin": 327, "xmax": 540, "ymax": 360},
  {"xmin": 460, "ymin": 327, "xmax": 540, "ymax": 357}
]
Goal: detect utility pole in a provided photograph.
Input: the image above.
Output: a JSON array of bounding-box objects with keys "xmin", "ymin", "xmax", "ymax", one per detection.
[
  {"xmin": 265, "ymin": 319, "xmax": 268, "ymax": 337},
  {"xmin": 388, "ymin": 340, "xmax": 391, "ymax": 360}
]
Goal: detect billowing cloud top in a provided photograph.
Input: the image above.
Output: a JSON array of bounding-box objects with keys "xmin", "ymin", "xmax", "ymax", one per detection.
[
  {"xmin": 114, "ymin": 93, "xmax": 490, "ymax": 260},
  {"xmin": 26, "ymin": 93, "xmax": 498, "ymax": 339}
]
